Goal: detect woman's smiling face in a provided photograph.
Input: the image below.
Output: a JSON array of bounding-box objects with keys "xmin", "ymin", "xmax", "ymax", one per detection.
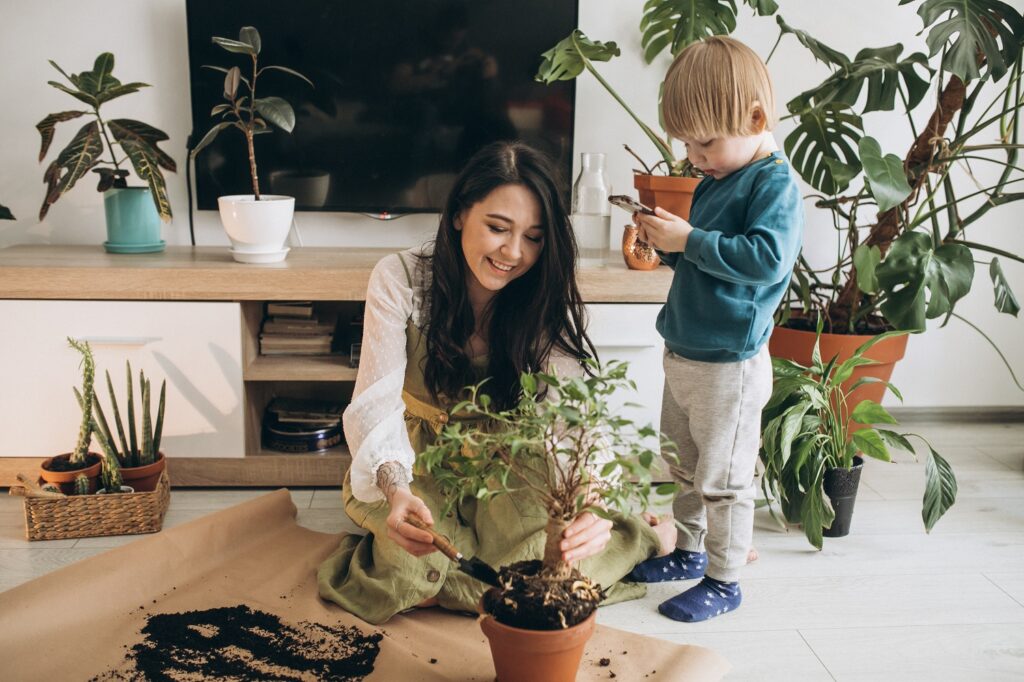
[{"xmin": 457, "ymin": 183, "xmax": 545, "ymax": 303}]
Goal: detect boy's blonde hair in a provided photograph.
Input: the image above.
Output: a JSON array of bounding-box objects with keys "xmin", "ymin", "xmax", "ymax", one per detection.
[{"xmin": 662, "ymin": 36, "xmax": 777, "ymax": 141}]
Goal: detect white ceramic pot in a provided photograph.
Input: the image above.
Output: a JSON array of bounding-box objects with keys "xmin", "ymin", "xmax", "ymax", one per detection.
[{"xmin": 217, "ymin": 195, "xmax": 295, "ymax": 263}]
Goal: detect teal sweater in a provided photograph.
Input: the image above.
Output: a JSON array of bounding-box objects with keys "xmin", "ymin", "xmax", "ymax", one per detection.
[{"xmin": 657, "ymin": 152, "xmax": 803, "ymax": 362}]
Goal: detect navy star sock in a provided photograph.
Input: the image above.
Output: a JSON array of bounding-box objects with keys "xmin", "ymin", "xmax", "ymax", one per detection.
[
  {"xmin": 628, "ymin": 548, "xmax": 707, "ymax": 582},
  {"xmin": 657, "ymin": 576, "xmax": 741, "ymax": 622}
]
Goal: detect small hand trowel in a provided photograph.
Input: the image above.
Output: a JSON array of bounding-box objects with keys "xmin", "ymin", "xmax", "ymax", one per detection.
[{"xmin": 405, "ymin": 515, "xmax": 500, "ymax": 587}]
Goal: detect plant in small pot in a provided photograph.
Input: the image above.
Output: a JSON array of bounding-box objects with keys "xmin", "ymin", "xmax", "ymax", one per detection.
[
  {"xmin": 760, "ymin": 322, "xmax": 958, "ymax": 549},
  {"xmin": 90, "ymin": 361, "xmax": 167, "ymax": 492},
  {"xmin": 39, "ymin": 338, "xmax": 102, "ymax": 494},
  {"xmin": 767, "ymin": 2, "xmax": 1024, "ymax": 411},
  {"xmin": 419, "ymin": 361, "xmax": 676, "ymax": 682},
  {"xmin": 191, "ymin": 26, "xmax": 313, "ymax": 264},
  {"xmin": 37, "ymin": 53, "xmax": 176, "ymax": 253},
  {"xmin": 1, "ymin": 203, "xmax": 14, "ymax": 220}
]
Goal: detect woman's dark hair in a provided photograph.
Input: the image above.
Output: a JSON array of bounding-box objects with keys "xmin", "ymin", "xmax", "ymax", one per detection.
[{"xmin": 422, "ymin": 141, "xmax": 596, "ymax": 409}]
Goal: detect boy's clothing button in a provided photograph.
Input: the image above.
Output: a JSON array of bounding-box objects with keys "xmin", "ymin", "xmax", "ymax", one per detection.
[{"xmin": 427, "ymin": 569, "xmax": 441, "ymax": 582}]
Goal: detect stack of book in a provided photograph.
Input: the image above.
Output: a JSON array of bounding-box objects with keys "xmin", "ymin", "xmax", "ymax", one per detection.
[
  {"xmin": 262, "ymin": 397, "xmax": 344, "ymax": 453},
  {"xmin": 259, "ymin": 302, "xmax": 336, "ymax": 356}
]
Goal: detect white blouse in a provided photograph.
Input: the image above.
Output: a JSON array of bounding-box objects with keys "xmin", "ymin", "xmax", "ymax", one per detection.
[{"xmin": 344, "ymin": 246, "xmax": 588, "ymax": 503}]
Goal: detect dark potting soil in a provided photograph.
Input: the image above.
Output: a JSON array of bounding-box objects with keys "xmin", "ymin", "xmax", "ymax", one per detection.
[
  {"xmin": 782, "ymin": 314, "xmax": 890, "ymax": 336},
  {"xmin": 481, "ymin": 559, "xmax": 604, "ymax": 630},
  {"xmin": 91, "ymin": 604, "xmax": 382, "ymax": 681},
  {"xmin": 44, "ymin": 453, "xmax": 101, "ymax": 472}
]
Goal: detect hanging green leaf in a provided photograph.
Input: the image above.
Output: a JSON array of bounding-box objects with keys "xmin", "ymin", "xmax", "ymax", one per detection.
[
  {"xmin": 922, "ymin": 447, "xmax": 957, "ymax": 531},
  {"xmin": 35, "ymin": 110, "xmax": 88, "ymax": 162},
  {"xmin": 640, "ymin": 0, "xmax": 740, "ymax": 63},
  {"xmin": 38, "ymin": 120, "xmax": 102, "ymax": 220},
  {"xmin": 850, "ymin": 400, "xmax": 898, "ymax": 425},
  {"xmin": 853, "ymin": 244, "xmax": 882, "ymax": 294},
  {"xmin": 107, "ymin": 119, "xmax": 176, "ymax": 221},
  {"xmin": 852, "ymin": 428, "xmax": 891, "ymax": 461},
  {"xmin": 776, "ymin": 15, "xmax": 849, "ymax": 69},
  {"xmin": 224, "ymin": 66, "xmax": 241, "ymax": 100},
  {"xmin": 989, "ymin": 258, "xmax": 1020, "ymax": 316},
  {"xmin": 254, "ymin": 97, "xmax": 296, "ymax": 132},
  {"xmin": 258, "ymin": 65, "xmax": 314, "ymax": 88},
  {"xmin": 239, "ymin": 26, "xmax": 261, "ymax": 55},
  {"xmin": 744, "ymin": 0, "xmax": 778, "ymax": 15},
  {"xmin": 212, "ymin": 36, "xmax": 258, "ymax": 56},
  {"xmin": 785, "ymin": 104, "xmax": 864, "ymax": 194},
  {"xmin": 859, "ymin": 136, "xmax": 912, "ymax": 211},
  {"xmin": 536, "ymin": 30, "xmax": 620, "ymax": 84},
  {"xmin": 913, "ymin": 0, "xmax": 1024, "ymax": 82}
]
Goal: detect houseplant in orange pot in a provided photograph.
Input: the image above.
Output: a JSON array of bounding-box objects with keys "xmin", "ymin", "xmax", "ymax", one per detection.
[
  {"xmin": 39, "ymin": 338, "xmax": 102, "ymax": 494},
  {"xmin": 767, "ymin": 2, "xmax": 1024, "ymax": 406},
  {"xmin": 419, "ymin": 361, "xmax": 676, "ymax": 682},
  {"xmin": 760, "ymin": 322, "xmax": 957, "ymax": 548}
]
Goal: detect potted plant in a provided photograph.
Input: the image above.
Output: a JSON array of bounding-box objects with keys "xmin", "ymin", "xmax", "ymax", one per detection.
[
  {"xmin": 190, "ymin": 26, "xmax": 313, "ymax": 264},
  {"xmin": 760, "ymin": 322, "xmax": 958, "ymax": 549},
  {"xmin": 39, "ymin": 338, "xmax": 102, "ymax": 494},
  {"xmin": 419, "ymin": 361, "xmax": 676, "ymax": 682},
  {"xmin": 88, "ymin": 361, "xmax": 167, "ymax": 492},
  {"xmin": 0, "ymin": 203, "xmax": 13, "ymax": 220},
  {"xmin": 763, "ymin": 3, "xmax": 1024, "ymax": 409},
  {"xmin": 37, "ymin": 53, "xmax": 176, "ymax": 253}
]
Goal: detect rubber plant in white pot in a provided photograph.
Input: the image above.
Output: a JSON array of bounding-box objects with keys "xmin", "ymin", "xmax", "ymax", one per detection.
[
  {"xmin": 191, "ymin": 26, "xmax": 313, "ymax": 264},
  {"xmin": 37, "ymin": 53, "xmax": 175, "ymax": 253},
  {"xmin": 419, "ymin": 361, "xmax": 677, "ymax": 682}
]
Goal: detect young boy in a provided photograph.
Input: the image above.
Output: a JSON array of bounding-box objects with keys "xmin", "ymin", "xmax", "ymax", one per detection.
[{"xmin": 628, "ymin": 36, "xmax": 803, "ymax": 622}]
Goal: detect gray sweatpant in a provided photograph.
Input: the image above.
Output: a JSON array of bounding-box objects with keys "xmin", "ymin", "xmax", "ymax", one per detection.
[{"xmin": 660, "ymin": 345, "xmax": 773, "ymax": 582}]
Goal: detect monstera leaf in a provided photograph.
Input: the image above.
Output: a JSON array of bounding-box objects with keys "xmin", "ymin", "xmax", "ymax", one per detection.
[
  {"xmin": 785, "ymin": 104, "xmax": 864, "ymax": 194},
  {"xmin": 776, "ymin": 15, "xmax": 849, "ymax": 69},
  {"xmin": 990, "ymin": 258, "xmax": 1020, "ymax": 317},
  {"xmin": 875, "ymin": 231, "xmax": 975, "ymax": 330},
  {"xmin": 788, "ymin": 44, "xmax": 932, "ymax": 115},
  {"xmin": 640, "ymin": 0, "xmax": 736, "ymax": 64},
  {"xmin": 39, "ymin": 121, "xmax": 103, "ymax": 220},
  {"xmin": 908, "ymin": 0, "xmax": 1024, "ymax": 81},
  {"xmin": 107, "ymin": 119, "xmax": 176, "ymax": 221},
  {"xmin": 536, "ymin": 30, "xmax": 620, "ymax": 84},
  {"xmin": 859, "ymin": 136, "xmax": 913, "ymax": 212}
]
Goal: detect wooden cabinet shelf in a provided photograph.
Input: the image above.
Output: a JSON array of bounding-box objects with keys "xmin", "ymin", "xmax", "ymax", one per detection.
[{"xmin": 244, "ymin": 355, "xmax": 357, "ymax": 382}]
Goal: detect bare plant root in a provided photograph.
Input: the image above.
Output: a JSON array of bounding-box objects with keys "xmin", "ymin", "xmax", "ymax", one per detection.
[{"xmin": 481, "ymin": 560, "xmax": 604, "ymax": 630}]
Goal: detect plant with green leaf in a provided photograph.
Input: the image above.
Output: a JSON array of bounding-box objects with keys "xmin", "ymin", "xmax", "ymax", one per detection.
[
  {"xmin": 536, "ymin": 1, "xmax": 778, "ymax": 176},
  {"xmin": 760, "ymin": 322, "xmax": 958, "ymax": 549},
  {"xmin": 37, "ymin": 53, "xmax": 176, "ymax": 221},
  {"xmin": 190, "ymin": 26, "xmax": 313, "ymax": 200},
  {"xmin": 419, "ymin": 360, "xmax": 676, "ymax": 580},
  {"xmin": 0, "ymin": 203, "xmax": 13, "ymax": 220},
  {"xmin": 89, "ymin": 360, "xmax": 166, "ymax": 469},
  {"xmin": 66, "ymin": 338, "xmax": 96, "ymax": 467}
]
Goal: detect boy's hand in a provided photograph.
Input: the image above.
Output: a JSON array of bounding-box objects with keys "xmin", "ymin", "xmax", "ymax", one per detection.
[{"xmin": 634, "ymin": 206, "xmax": 693, "ymax": 253}]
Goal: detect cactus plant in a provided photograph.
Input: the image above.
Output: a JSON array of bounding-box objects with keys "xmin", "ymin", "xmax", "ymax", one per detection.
[
  {"xmin": 67, "ymin": 337, "xmax": 95, "ymax": 466},
  {"xmin": 75, "ymin": 386, "xmax": 126, "ymax": 493},
  {"xmin": 92, "ymin": 360, "xmax": 166, "ymax": 468},
  {"xmin": 73, "ymin": 474, "xmax": 90, "ymax": 496}
]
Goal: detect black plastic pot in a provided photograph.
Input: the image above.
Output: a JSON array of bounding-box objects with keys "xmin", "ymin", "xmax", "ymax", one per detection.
[{"xmin": 823, "ymin": 456, "xmax": 864, "ymax": 537}]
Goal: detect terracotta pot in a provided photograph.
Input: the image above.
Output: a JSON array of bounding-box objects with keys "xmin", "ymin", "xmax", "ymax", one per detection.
[
  {"xmin": 39, "ymin": 453, "xmax": 102, "ymax": 495},
  {"xmin": 769, "ymin": 324, "xmax": 909, "ymax": 430},
  {"xmin": 120, "ymin": 452, "xmax": 167, "ymax": 492},
  {"xmin": 633, "ymin": 174, "xmax": 701, "ymax": 220},
  {"xmin": 621, "ymin": 224, "xmax": 660, "ymax": 270},
  {"xmin": 479, "ymin": 610, "xmax": 597, "ymax": 682}
]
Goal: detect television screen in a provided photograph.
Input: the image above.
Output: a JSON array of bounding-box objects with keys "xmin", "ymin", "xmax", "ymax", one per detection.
[{"xmin": 185, "ymin": 0, "xmax": 578, "ymax": 213}]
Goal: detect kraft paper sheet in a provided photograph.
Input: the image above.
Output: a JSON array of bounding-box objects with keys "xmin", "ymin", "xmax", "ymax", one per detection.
[{"xmin": 0, "ymin": 489, "xmax": 730, "ymax": 681}]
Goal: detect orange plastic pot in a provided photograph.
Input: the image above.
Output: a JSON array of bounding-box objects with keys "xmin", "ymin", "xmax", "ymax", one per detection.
[
  {"xmin": 633, "ymin": 174, "xmax": 700, "ymax": 220},
  {"xmin": 120, "ymin": 452, "xmax": 167, "ymax": 492},
  {"xmin": 479, "ymin": 610, "xmax": 596, "ymax": 682},
  {"xmin": 39, "ymin": 453, "xmax": 102, "ymax": 494},
  {"xmin": 769, "ymin": 324, "xmax": 909, "ymax": 430}
]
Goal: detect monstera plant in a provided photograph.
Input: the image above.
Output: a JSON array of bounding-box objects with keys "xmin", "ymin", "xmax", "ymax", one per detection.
[{"xmin": 37, "ymin": 52, "xmax": 176, "ymax": 252}]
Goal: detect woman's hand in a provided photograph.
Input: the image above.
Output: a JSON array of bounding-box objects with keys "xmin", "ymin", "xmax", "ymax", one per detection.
[
  {"xmin": 560, "ymin": 511, "xmax": 613, "ymax": 563},
  {"xmin": 385, "ymin": 488, "xmax": 437, "ymax": 557}
]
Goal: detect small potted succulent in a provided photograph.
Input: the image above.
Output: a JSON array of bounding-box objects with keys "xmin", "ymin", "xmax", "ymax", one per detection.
[
  {"xmin": 191, "ymin": 26, "xmax": 313, "ymax": 263},
  {"xmin": 420, "ymin": 361, "xmax": 676, "ymax": 682},
  {"xmin": 37, "ymin": 53, "xmax": 176, "ymax": 253},
  {"xmin": 760, "ymin": 322, "xmax": 958, "ymax": 548},
  {"xmin": 39, "ymin": 338, "xmax": 103, "ymax": 494}
]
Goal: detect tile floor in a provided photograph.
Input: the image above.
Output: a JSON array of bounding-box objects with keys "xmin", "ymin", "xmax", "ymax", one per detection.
[{"xmin": 2, "ymin": 417, "xmax": 1022, "ymax": 680}]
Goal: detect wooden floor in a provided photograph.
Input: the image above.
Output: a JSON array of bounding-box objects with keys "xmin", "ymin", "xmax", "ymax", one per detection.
[{"xmin": 2, "ymin": 417, "xmax": 1022, "ymax": 680}]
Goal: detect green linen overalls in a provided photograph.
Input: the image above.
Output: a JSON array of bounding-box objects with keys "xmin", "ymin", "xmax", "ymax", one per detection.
[{"xmin": 317, "ymin": 258, "xmax": 660, "ymax": 625}]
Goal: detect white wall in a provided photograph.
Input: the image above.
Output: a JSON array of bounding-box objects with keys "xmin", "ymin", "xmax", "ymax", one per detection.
[{"xmin": 1, "ymin": 0, "xmax": 1022, "ymax": 407}]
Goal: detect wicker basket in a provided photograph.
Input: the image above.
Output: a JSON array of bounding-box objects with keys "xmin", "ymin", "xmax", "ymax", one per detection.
[{"xmin": 22, "ymin": 471, "xmax": 170, "ymax": 541}]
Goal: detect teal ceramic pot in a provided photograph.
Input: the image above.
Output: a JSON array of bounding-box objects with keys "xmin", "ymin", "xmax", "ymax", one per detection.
[{"xmin": 103, "ymin": 187, "xmax": 165, "ymax": 253}]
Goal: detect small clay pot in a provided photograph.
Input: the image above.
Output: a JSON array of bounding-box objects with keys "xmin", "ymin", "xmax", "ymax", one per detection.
[
  {"xmin": 39, "ymin": 452, "xmax": 102, "ymax": 495},
  {"xmin": 479, "ymin": 609, "xmax": 597, "ymax": 682},
  {"xmin": 96, "ymin": 485, "xmax": 135, "ymax": 495},
  {"xmin": 120, "ymin": 452, "xmax": 167, "ymax": 492},
  {"xmin": 622, "ymin": 225, "xmax": 661, "ymax": 270}
]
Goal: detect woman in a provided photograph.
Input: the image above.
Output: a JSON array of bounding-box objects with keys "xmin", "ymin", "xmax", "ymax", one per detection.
[{"xmin": 318, "ymin": 141, "xmax": 675, "ymax": 624}]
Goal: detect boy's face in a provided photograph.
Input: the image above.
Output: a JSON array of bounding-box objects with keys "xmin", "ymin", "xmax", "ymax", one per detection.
[{"xmin": 683, "ymin": 132, "xmax": 768, "ymax": 180}]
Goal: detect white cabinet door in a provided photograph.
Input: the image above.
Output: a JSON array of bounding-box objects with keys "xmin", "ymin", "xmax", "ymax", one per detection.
[
  {"xmin": 585, "ymin": 304, "xmax": 665, "ymax": 437},
  {"xmin": 0, "ymin": 301, "xmax": 244, "ymax": 457}
]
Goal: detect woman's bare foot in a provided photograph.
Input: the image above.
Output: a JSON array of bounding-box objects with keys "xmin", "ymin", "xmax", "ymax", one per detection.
[{"xmin": 643, "ymin": 512, "xmax": 677, "ymax": 556}]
